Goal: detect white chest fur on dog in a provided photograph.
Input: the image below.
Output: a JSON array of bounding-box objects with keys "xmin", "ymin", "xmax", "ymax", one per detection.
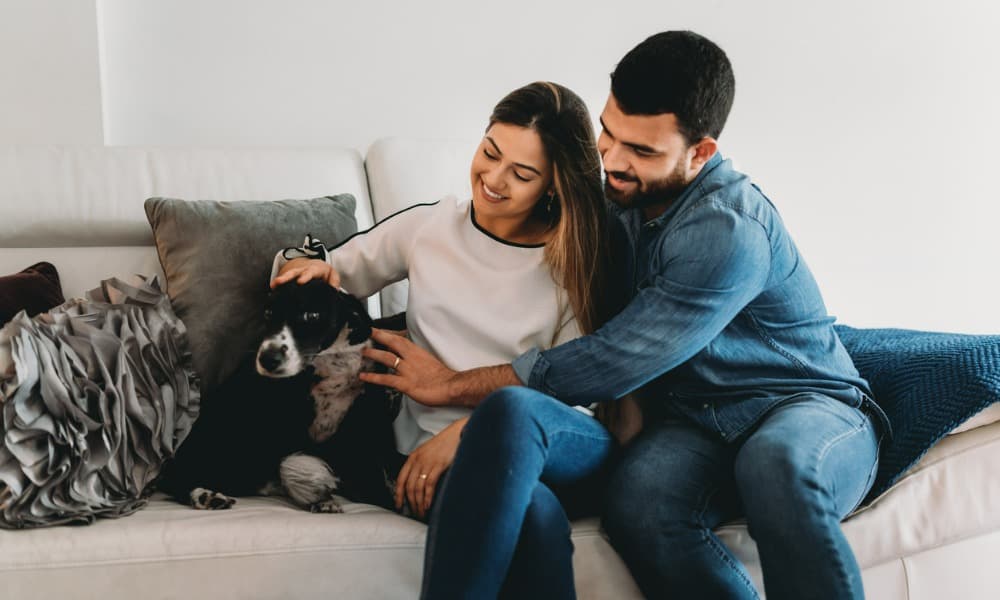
[{"xmin": 308, "ymin": 327, "xmax": 374, "ymax": 443}]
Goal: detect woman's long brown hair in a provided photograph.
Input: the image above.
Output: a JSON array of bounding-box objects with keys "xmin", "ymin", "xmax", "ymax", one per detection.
[{"xmin": 488, "ymin": 82, "xmax": 617, "ymax": 338}]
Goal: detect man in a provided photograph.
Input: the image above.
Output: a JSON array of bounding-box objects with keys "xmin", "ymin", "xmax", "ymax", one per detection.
[{"xmin": 294, "ymin": 31, "xmax": 888, "ymax": 600}]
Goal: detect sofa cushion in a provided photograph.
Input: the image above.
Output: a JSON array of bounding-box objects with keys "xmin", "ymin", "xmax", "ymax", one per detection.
[
  {"xmin": 0, "ymin": 494, "xmax": 644, "ymax": 600},
  {"xmin": 144, "ymin": 195, "xmax": 357, "ymax": 393},
  {"xmin": 0, "ymin": 262, "xmax": 64, "ymax": 326},
  {"xmin": 835, "ymin": 325, "xmax": 1000, "ymax": 497},
  {"xmin": 949, "ymin": 402, "xmax": 1000, "ymax": 434}
]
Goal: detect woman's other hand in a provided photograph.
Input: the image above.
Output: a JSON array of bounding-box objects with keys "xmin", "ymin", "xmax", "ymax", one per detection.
[
  {"xmin": 395, "ymin": 417, "xmax": 468, "ymax": 518},
  {"xmin": 271, "ymin": 258, "xmax": 340, "ymax": 289}
]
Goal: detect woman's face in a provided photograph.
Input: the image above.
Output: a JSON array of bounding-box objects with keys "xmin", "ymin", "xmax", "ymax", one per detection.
[{"xmin": 469, "ymin": 122, "xmax": 553, "ymax": 234}]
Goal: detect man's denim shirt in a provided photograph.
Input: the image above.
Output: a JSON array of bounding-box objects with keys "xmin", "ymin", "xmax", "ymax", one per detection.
[{"xmin": 513, "ymin": 153, "xmax": 889, "ymax": 442}]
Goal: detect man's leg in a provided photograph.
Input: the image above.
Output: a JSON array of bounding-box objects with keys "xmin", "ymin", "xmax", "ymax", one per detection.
[
  {"xmin": 603, "ymin": 419, "xmax": 758, "ymax": 600},
  {"xmin": 420, "ymin": 386, "xmax": 615, "ymax": 600},
  {"xmin": 734, "ymin": 394, "xmax": 879, "ymax": 600}
]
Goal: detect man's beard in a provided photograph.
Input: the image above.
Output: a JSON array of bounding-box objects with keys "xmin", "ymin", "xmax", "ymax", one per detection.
[{"xmin": 604, "ymin": 159, "xmax": 690, "ymax": 211}]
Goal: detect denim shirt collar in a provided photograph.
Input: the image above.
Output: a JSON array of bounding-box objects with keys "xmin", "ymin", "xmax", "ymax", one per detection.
[{"xmin": 643, "ymin": 151, "xmax": 725, "ymax": 230}]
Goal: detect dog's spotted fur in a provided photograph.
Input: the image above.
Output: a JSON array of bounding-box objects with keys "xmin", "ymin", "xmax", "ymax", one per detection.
[
  {"xmin": 308, "ymin": 328, "xmax": 373, "ymax": 442},
  {"xmin": 158, "ymin": 280, "xmax": 401, "ymax": 512}
]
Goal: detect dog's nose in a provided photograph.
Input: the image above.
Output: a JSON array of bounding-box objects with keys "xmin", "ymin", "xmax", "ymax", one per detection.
[{"xmin": 258, "ymin": 346, "xmax": 287, "ymax": 372}]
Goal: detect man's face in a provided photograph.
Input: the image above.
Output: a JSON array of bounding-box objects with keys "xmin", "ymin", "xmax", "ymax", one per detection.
[{"xmin": 597, "ymin": 94, "xmax": 695, "ymax": 217}]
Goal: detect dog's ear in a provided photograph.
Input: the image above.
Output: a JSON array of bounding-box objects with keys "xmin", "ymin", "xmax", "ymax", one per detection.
[{"xmin": 338, "ymin": 290, "xmax": 373, "ymax": 345}]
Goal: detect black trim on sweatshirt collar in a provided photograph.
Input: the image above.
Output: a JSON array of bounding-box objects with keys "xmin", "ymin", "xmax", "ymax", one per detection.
[{"xmin": 469, "ymin": 203, "xmax": 546, "ymax": 249}]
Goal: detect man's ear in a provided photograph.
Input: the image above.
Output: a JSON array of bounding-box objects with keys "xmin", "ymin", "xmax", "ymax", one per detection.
[{"xmin": 688, "ymin": 137, "xmax": 718, "ymax": 175}]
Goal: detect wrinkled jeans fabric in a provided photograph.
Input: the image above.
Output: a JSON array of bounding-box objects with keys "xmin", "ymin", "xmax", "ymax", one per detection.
[
  {"xmin": 420, "ymin": 386, "xmax": 615, "ymax": 600},
  {"xmin": 604, "ymin": 392, "xmax": 880, "ymax": 600}
]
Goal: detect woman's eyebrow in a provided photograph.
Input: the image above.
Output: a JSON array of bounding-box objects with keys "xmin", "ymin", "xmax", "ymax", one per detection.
[{"xmin": 485, "ymin": 136, "xmax": 542, "ymax": 175}]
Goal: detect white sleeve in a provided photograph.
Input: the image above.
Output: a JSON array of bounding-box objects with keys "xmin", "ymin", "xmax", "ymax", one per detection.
[{"xmin": 270, "ymin": 202, "xmax": 436, "ymax": 298}]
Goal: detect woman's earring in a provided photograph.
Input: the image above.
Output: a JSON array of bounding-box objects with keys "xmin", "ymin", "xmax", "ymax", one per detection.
[{"xmin": 546, "ymin": 192, "xmax": 556, "ymax": 215}]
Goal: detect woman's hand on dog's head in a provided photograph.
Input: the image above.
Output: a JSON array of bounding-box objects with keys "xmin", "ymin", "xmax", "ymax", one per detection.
[{"xmin": 271, "ymin": 258, "xmax": 341, "ymax": 289}]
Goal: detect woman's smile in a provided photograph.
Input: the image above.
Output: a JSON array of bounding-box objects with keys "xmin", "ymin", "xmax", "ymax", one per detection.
[{"xmin": 481, "ymin": 180, "xmax": 508, "ymax": 202}]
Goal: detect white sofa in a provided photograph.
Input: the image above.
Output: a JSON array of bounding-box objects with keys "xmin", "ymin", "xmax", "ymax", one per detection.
[{"xmin": 1, "ymin": 142, "xmax": 998, "ymax": 599}]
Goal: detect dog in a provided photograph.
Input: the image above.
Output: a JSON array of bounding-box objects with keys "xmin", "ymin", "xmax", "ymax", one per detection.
[{"xmin": 158, "ymin": 280, "xmax": 403, "ymax": 512}]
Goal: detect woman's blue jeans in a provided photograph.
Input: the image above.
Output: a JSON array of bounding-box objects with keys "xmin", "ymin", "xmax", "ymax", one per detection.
[
  {"xmin": 420, "ymin": 386, "xmax": 615, "ymax": 600},
  {"xmin": 603, "ymin": 392, "xmax": 880, "ymax": 600}
]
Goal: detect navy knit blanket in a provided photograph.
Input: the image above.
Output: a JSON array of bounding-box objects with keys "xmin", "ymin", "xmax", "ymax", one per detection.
[{"xmin": 835, "ymin": 325, "xmax": 1000, "ymax": 499}]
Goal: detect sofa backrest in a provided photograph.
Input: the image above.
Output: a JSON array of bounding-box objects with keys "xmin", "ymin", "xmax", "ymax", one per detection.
[{"xmin": 0, "ymin": 145, "xmax": 377, "ymax": 314}]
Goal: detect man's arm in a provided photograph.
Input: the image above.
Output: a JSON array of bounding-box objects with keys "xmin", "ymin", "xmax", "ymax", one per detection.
[
  {"xmin": 446, "ymin": 365, "xmax": 522, "ymax": 407},
  {"xmin": 518, "ymin": 205, "xmax": 772, "ymax": 405},
  {"xmin": 359, "ymin": 329, "xmax": 520, "ymax": 407},
  {"xmin": 362, "ymin": 204, "xmax": 771, "ymax": 408}
]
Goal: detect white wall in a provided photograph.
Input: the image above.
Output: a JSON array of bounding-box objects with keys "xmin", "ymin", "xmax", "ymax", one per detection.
[
  {"xmin": 7, "ymin": 0, "xmax": 1000, "ymax": 333},
  {"xmin": 0, "ymin": 0, "xmax": 103, "ymax": 144}
]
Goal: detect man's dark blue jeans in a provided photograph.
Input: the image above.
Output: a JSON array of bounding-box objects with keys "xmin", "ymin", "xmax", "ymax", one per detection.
[
  {"xmin": 604, "ymin": 392, "xmax": 880, "ymax": 599},
  {"xmin": 420, "ymin": 387, "xmax": 878, "ymax": 599}
]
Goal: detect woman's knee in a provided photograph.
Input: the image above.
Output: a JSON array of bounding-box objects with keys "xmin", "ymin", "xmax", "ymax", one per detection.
[{"xmin": 468, "ymin": 386, "xmax": 545, "ymax": 436}]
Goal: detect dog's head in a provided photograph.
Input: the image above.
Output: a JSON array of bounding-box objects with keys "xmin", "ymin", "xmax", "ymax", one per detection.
[{"xmin": 256, "ymin": 280, "xmax": 372, "ymax": 378}]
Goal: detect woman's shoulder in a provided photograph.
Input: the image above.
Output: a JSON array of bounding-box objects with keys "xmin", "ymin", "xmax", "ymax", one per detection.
[
  {"xmin": 378, "ymin": 195, "xmax": 467, "ymax": 223},
  {"xmin": 418, "ymin": 194, "xmax": 472, "ymax": 228}
]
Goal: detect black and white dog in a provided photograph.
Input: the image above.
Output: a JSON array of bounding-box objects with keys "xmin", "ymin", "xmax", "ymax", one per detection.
[{"xmin": 158, "ymin": 280, "xmax": 403, "ymax": 512}]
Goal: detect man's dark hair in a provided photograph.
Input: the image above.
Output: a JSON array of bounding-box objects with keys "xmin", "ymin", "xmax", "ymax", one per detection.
[{"xmin": 611, "ymin": 31, "xmax": 735, "ymax": 145}]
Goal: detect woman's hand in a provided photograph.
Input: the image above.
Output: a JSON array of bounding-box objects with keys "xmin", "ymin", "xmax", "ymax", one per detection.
[
  {"xmin": 271, "ymin": 257, "xmax": 340, "ymax": 289},
  {"xmin": 396, "ymin": 417, "xmax": 468, "ymax": 518}
]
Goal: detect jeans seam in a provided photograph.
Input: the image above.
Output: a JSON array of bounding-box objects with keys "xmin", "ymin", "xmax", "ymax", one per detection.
[
  {"xmin": 545, "ymin": 424, "xmax": 614, "ymax": 446},
  {"xmin": 809, "ymin": 423, "xmax": 868, "ymax": 591},
  {"xmin": 814, "ymin": 418, "xmax": 865, "ymax": 465},
  {"xmin": 694, "ymin": 486, "xmax": 759, "ymax": 596}
]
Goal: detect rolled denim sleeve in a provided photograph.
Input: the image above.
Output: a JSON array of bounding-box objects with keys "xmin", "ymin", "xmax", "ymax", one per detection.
[
  {"xmin": 518, "ymin": 202, "xmax": 772, "ymax": 405},
  {"xmin": 511, "ymin": 347, "xmax": 541, "ymax": 385}
]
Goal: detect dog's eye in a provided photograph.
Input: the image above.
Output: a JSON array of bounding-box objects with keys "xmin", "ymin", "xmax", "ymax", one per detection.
[{"xmin": 301, "ymin": 312, "xmax": 321, "ymax": 322}]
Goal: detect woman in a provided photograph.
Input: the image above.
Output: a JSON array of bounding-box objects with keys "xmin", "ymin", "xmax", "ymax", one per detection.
[{"xmin": 272, "ymin": 81, "xmax": 624, "ymax": 597}]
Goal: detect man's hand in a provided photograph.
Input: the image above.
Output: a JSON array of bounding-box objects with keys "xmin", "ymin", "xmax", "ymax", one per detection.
[
  {"xmin": 271, "ymin": 257, "xmax": 340, "ymax": 289},
  {"xmin": 395, "ymin": 416, "xmax": 468, "ymax": 518},
  {"xmin": 361, "ymin": 329, "xmax": 523, "ymax": 408},
  {"xmin": 361, "ymin": 329, "xmax": 458, "ymax": 406}
]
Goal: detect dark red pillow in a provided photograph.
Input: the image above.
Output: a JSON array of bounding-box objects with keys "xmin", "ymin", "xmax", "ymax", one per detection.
[{"xmin": 0, "ymin": 262, "xmax": 65, "ymax": 327}]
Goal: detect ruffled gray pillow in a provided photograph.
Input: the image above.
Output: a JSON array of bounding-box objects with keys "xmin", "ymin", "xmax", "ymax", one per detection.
[{"xmin": 0, "ymin": 276, "xmax": 199, "ymax": 529}]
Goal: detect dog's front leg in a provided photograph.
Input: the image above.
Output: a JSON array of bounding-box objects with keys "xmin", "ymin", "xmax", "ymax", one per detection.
[
  {"xmin": 279, "ymin": 453, "xmax": 344, "ymax": 513},
  {"xmin": 189, "ymin": 487, "xmax": 237, "ymax": 510}
]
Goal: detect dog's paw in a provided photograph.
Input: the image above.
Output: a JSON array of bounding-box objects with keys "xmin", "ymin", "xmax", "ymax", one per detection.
[
  {"xmin": 310, "ymin": 497, "xmax": 344, "ymax": 513},
  {"xmin": 190, "ymin": 487, "xmax": 237, "ymax": 510}
]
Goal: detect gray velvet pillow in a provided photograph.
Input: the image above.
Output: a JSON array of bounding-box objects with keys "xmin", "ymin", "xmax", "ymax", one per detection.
[{"xmin": 144, "ymin": 195, "xmax": 357, "ymax": 393}]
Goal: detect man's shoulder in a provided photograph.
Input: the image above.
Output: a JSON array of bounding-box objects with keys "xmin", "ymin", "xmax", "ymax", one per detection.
[{"xmin": 685, "ymin": 159, "xmax": 777, "ymax": 226}]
